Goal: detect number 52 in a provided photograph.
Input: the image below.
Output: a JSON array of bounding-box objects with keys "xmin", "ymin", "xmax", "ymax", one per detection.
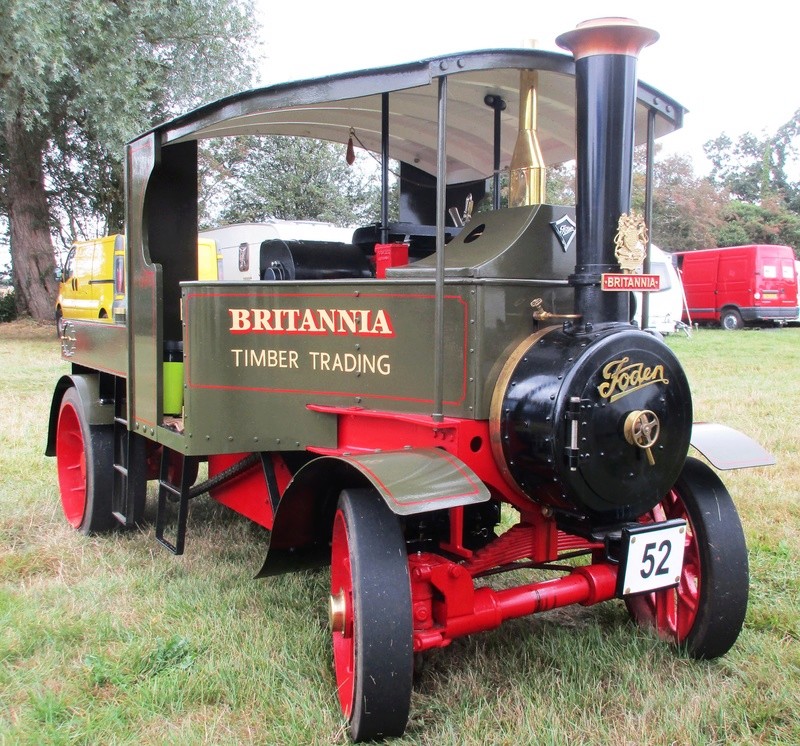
[{"xmin": 640, "ymin": 540, "xmax": 672, "ymax": 579}]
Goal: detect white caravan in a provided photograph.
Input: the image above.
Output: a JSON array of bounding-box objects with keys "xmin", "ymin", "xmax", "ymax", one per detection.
[{"xmin": 633, "ymin": 245, "xmax": 687, "ymax": 335}]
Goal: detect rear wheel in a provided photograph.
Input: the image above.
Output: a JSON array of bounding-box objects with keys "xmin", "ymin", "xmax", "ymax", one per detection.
[
  {"xmin": 625, "ymin": 457, "xmax": 748, "ymax": 659},
  {"xmin": 329, "ymin": 488, "xmax": 413, "ymax": 741},
  {"xmin": 720, "ymin": 308, "xmax": 743, "ymax": 330},
  {"xmin": 55, "ymin": 387, "xmax": 115, "ymax": 534}
]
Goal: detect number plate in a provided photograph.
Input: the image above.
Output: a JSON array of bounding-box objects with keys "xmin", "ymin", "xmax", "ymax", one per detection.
[{"xmin": 618, "ymin": 520, "xmax": 687, "ymax": 596}]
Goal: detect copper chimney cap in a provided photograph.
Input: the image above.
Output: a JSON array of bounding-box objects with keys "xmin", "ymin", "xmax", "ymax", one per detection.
[{"xmin": 556, "ymin": 17, "xmax": 658, "ymax": 60}]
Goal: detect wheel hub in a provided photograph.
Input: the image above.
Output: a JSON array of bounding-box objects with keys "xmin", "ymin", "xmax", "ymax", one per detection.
[{"xmin": 329, "ymin": 589, "xmax": 348, "ymax": 635}]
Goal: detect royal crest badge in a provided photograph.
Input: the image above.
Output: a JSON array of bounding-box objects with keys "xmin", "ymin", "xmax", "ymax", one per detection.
[{"xmin": 613, "ymin": 212, "xmax": 648, "ymax": 273}]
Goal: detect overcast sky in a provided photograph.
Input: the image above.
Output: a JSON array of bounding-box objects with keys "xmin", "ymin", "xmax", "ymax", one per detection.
[
  {"xmin": 253, "ymin": 0, "xmax": 796, "ymax": 172},
  {"xmin": 4, "ymin": 2, "xmax": 794, "ymax": 267}
]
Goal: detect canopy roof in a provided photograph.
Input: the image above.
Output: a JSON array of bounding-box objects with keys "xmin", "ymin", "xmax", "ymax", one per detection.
[{"xmin": 154, "ymin": 48, "xmax": 685, "ymax": 184}]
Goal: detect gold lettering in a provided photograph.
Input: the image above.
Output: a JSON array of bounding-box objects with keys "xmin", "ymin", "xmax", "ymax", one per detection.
[
  {"xmin": 228, "ymin": 307, "xmax": 396, "ymax": 336},
  {"xmin": 371, "ymin": 309, "xmax": 393, "ymax": 335},
  {"xmin": 307, "ymin": 351, "xmax": 391, "ymax": 375},
  {"xmin": 337, "ymin": 310, "xmax": 358, "ymax": 335},
  {"xmin": 316, "ymin": 309, "xmax": 336, "ymax": 333},
  {"xmin": 229, "ymin": 309, "xmax": 251, "ymax": 331},
  {"xmin": 230, "ymin": 347, "xmax": 299, "ymax": 368},
  {"xmin": 597, "ymin": 357, "xmax": 669, "ymax": 402},
  {"xmin": 252, "ymin": 309, "xmax": 271, "ymax": 331},
  {"xmin": 299, "ymin": 309, "xmax": 320, "ymax": 333}
]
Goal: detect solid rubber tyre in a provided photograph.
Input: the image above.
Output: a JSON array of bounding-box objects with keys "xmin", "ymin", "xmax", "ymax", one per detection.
[
  {"xmin": 55, "ymin": 387, "xmax": 115, "ymax": 534},
  {"xmin": 720, "ymin": 308, "xmax": 744, "ymax": 330},
  {"xmin": 330, "ymin": 488, "xmax": 413, "ymax": 741},
  {"xmin": 625, "ymin": 457, "xmax": 749, "ymax": 659}
]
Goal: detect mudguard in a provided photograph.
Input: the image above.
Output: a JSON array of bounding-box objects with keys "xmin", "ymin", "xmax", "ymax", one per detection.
[
  {"xmin": 257, "ymin": 448, "xmax": 491, "ymax": 577},
  {"xmin": 45, "ymin": 374, "xmax": 114, "ymax": 456},
  {"xmin": 690, "ymin": 422, "xmax": 775, "ymax": 470}
]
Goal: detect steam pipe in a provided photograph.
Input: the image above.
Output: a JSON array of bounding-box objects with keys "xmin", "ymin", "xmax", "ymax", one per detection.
[
  {"xmin": 556, "ymin": 18, "xmax": 658, "ymax": 327},
  {"xmin": 509, "ymin": 70, "xmax": 547, "ymax": 207}
]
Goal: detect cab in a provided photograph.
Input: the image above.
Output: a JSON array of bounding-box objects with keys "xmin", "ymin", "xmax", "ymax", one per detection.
[
  {"xmin": 56, "ymin": 235, "xmax": 220, "ymax": 333},
  {"xmin": 55, "ymin": 235, "xmax": 122, "ymax": 333}
]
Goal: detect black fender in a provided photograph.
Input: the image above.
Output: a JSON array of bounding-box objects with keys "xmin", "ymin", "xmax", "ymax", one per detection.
[
  {"xmin": 257, "ymin": 448, "xmax": 490, "ymax": 577},
  {"xmin": 45, "ymin": 374, "xmax": 114, "ymax": 456},
  {"xmin": 690, "ymin": 422, "xmax": 774, "ymax": 470}
]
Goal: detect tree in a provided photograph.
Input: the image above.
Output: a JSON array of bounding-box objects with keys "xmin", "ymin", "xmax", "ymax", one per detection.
[
  {"xmin": 630, "ymin": 150, "xmax": 726, "ymax": 250},
  {"xmin": 0, "ymin": 0, "xmax": 257, "ymax": 322},
  {"xmin": 545, "ymin": 162, "xmax": 576, "ymax": 205},
  {"xmin": 200, "ymin": 136, "xmax": 385, "ymax": 228},
  {"xmin": 705, "ymin": 110, "xmax": 800, "ymax": 210},
  {"xmin": 703, "ymin": 116, "xmax": 800, "ymax": 249},
  {"xmin": 716, "ymin": 198, "xmax": 800, "ymax": 252}
]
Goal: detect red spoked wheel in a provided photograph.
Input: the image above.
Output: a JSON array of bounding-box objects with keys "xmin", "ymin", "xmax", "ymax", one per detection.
[
  {"xmin": 330, "ymin": 488, "xmax": 413, "ymax": 742},
  {"xmin": 56, "ymin": 387, "xmax": 115, "ymax": 534},
  {"xmin": 625, "ymin": 457, "xmax": 749, "ymax": 659}
]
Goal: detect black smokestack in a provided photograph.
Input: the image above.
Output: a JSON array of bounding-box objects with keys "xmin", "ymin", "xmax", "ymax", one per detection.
[{"xmin": 556, "ymin": 18, "xmax": 658, "ymax": 327}]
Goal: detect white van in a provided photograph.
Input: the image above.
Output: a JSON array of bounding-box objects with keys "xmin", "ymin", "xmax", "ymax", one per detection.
[
  {"xmin": 199, "ymin": 220, "xmax": 354, "ymax": 281},
  {"xmin": 633, "ymin": 245, "xmax": 686, "ymax": 334}
]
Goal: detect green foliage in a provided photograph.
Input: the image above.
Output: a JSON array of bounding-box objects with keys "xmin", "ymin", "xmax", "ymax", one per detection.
[
  {"xmin": 200, "ymin": 136, "xmax": 384, "ymax": 227},
  {"xmin": 633, "ymin": 151, "xmax": 726, "ymax": 250},
  {"xmin": 717, "ymin": 199, "xmax": 800, "ymax": 251},
  {"xmin": 0, "ymin": 289, "xmax": 16, "ymax": 322},
  {"xmin": 634, "ymin": 128, "xmax": 800, "ymax": 251},
  {"xmin": 705, "ymin": 109, "xmax": 800, "ymax": 215},
  {"xmin": 545, "ymin": 162, "xmax": 576, "ymax": 205},
  {"xmin": 1, "ymin": 0, "xmax": 259, "ymax": 239},
  {"xmin": 705, "ymin": 132, "xmax": 772, "ymax": 203}
]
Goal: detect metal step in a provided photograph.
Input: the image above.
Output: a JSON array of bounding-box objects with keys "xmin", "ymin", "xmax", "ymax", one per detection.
[
  {"xmin": 155, "ymin": 451, "xmax": 197, "ymax": 555},
  {"xmin": 110, "ymin": 378, "xmax": 146, "ymax": 526}
]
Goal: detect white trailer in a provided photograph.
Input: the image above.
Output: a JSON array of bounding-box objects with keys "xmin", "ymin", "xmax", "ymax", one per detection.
[{"xmin": 634, "ymin": 245, "xmax": 687, "ymax": 334}]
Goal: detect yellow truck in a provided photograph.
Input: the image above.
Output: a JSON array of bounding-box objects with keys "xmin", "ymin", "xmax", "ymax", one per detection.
[{"xmin": 56, "ymin": 234, "xmax": 219, "ymax": 334}]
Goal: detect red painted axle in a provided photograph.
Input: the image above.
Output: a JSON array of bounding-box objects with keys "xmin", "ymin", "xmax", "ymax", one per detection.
[{"xmin": 409, "ymin": 553, "xmax": 618, "ymax": 652}]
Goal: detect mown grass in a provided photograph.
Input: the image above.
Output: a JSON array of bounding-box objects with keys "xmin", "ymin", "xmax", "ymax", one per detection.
[{"xmin": 1, "ymin": 318, "xmax": 798, "ymax": 745}]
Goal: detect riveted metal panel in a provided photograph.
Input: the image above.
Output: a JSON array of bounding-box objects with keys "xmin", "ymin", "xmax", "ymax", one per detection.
[
  {"xmin": 60, "ymin": 319, "xmax": 127, "ymax": 378},
  {"xmin": 181, "ymin": 281, "xmax": 477, "ymax": 454}
]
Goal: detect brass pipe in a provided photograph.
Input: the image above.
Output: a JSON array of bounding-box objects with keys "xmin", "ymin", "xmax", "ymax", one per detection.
[
  {"xmin": 530, "ymin": 298, "xmax": 581, "ymax": 322},
  {"xmin": 508, "ymin": 70, "xmax": 546, "ymax": 207}
]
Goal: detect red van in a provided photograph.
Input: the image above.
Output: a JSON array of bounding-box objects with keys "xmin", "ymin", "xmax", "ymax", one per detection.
[{"xmin": 673, "ymin": 245, "xmax": 798, "ymax": 329}]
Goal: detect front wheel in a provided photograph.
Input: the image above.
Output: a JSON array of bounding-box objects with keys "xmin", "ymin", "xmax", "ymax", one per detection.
[
  {"xmin": 625, "ymin": 457, "xmax": 748, "ymax": 659},
  {"xmin": 55, "ymin": 387, "xmax": 115, "ymax": 534},
  {"xmin": 330, "ymin": 488, "xmax": 413, "ymax": 741}
]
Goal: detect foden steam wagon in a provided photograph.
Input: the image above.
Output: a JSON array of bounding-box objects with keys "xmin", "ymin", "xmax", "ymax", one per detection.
[{"xmin": 47, "ymin": 18, "xmax": 773, "ymax": 741}]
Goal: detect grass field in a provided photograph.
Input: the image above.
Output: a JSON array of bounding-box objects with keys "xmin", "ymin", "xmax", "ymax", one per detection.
[{"xmin": 1, "ymin": 318, "xmax": 798, "ymax": 745}]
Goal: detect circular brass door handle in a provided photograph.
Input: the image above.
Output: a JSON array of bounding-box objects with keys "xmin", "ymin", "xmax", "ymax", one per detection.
[{"xmin": 624, "ymin": 409, "xmax": 660, "ymax": 465}]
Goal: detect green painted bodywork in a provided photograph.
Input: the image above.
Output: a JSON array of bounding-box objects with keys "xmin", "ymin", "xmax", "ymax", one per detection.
[
  {"xmin": 182, "ymin": 280, "xmax": 471, "ymax": 452},
  {"xmin": 386, "ymin": 204, "xmax": 575, "ymax": 280},
  {"xmin": 61, "ymin": 201, "xmax": 578, "ymax": 457},
  {"xmin": 60, "ymin": 319, "xmax": 127, "ymax": 378}
]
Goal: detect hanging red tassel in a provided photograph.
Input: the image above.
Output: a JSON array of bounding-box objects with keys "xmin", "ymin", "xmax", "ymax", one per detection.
[{"xmin": 346, "ymin": 128, "xmax": 356, "ymax": 166}]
